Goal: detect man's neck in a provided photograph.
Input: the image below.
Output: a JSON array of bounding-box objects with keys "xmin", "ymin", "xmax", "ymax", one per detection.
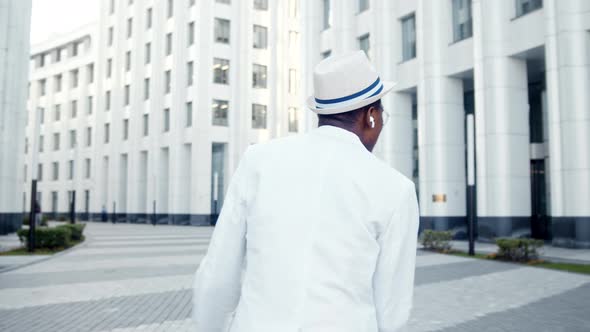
[{"xmin": 317, "ymin": 121, "xmax": 370, "ymax": 151}]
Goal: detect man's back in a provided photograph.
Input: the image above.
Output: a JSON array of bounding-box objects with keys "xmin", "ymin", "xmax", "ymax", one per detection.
[{"xmin": 193, "ymin": 125, "xmax": 419, "ymax": 332}]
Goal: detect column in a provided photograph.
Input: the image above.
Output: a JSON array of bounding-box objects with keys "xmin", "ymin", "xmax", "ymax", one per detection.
[
  {"xmin": 472, "ymin": 0, "xmax": 531, "ymax": 238},
  {"xmin": 417, "ymin": 0, "xmax": 466, "ymax": 231},
  {"xmin": 545, "ymin": 0, "xmax": 590, "ymax": 248},
  {"xmin": 371, "ymin": 0, "xmax": 413, "ymax": 178}
]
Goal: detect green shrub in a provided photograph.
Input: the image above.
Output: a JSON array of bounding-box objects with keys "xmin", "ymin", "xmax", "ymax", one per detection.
[
  {"xmin": 17, "ymin": 226, "xmax": 73, "ymax": 249},
  {"xmin": 420, "ymin": 230, "xmax": 453, "ymax": 252},
  {"xmin": 59, "ymin": 224, "xmax": 86, "ymax": 241},
  {"xmin": 22, "ymin": 215, "xmax": 30, "ymax": 226},
  {"xmin": 495, "ymin": 238, "xmax": 544, "ymax": 262}
]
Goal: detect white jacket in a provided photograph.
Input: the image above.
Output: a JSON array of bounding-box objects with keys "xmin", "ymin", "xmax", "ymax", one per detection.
[{"xmin": 193, "ymin": 125, "xmax": 420, "ymax": 332}]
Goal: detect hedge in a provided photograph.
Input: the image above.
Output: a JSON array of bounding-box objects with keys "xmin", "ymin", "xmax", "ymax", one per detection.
[
  {"xmin": 495, "ymin": 238, "xmax": 544, "ymax": 262},
  {"xmin": 60, "ymin": 223, "xmax": 86, "ymax": 241},
  {"xmin": 17, "ymin": 223, "xmax": 86, "ymax": 249},
  {"xmin": 420, "ymin": 229, "xmax": 453, "ymax": 252}
]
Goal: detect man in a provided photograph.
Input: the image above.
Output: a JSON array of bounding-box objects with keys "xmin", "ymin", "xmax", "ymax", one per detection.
[{"xmin": 193, "ymin": 51, "xmax": 420, "ymax": 332}]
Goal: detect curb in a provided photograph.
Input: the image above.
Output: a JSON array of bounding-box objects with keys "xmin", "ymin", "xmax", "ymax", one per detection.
[{"xmin": 0, "ymin": 239, "xmax": 90, "ymax": 274}]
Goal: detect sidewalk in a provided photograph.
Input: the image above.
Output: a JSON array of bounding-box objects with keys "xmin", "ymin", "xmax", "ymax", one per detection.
[
  {"xmin": 0, "ymin": 222, "xmax": 64, "ymax": 273},
  {"xmin": 450, "ymin": 240, "xmax": 590, "ymax": 265}
]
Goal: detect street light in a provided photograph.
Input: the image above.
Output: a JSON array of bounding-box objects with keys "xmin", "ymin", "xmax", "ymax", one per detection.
[
  {"xmin": 28, "ymin": 107, "xmax": 42, "ymax": 252},
  {"xmin": 466, "ymin": 114, "xmax": 476, "ymax": 256},
  {"xmin": 69, "ymin": 133, "xmax": 79, "ymax": 224}
]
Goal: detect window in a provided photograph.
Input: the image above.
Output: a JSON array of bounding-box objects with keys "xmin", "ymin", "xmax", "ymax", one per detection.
[
  {"xmin": 213, "ymin": 58, "xmax": 229, "ymax": 84},
  {"xmin": 68, "ymin": 160, "xmax": 74, "ymax": 180},
  {"xmin": 217, "ymin": 0, "xmax": 231, "ymax": 4},
  {"xmin": 71, "ymin": 100, "xmax": 77, "ymax": 118},
  {"xmin": 289, "ymin": 0, "xmax": 298, "ymax": 17},
  {"xmin": 108, "ymin": 27, "xmax": 114, "ymax": 46},
  {"xmin": 215, "ymin": 18, "xmax": 230, "ymax": 44},
  {"xmin": 69, "ymin": 130, "xmax": 76, "ymax": 148},
  {"xmin": 167, "ymin": 0, "xmax": 173, "ymax": 18},
  {"xmin": 323, "ymin": 0, "xmax": 332, "ymax": 30},
  {"xmin": 87, "ymin": 64, "xmax": 94, "ymax": 83},
  {"xmin": 190, "ymin": 0, "xmax": 196, "ymax": 6},
  {"xmin": 143, "ymin": 114, "xmax": 149, "ymax": 136},
  {"xmin": 52, "ymin": 162, "xmax": 59, "ymax": 181},
  {"xmin": 86, "ymin": 127, "xmax": 92, "ymax": 146},
  {"xmin": 359, "ymin": 34, "xmax": 370, "ymax": 58},
  {"xmin": 146, "ymin": 8, "xmax": 152, "ymax": 29},
  {"xmin": 289, "ymin": 30, "xmax": 299, "ymax": 50},
  {"xmin": 252, "ymin": 104, "xmax": 267, "ymax": 129},
  {"xmin": 515, "ymin": 0, "xmax": 542, "ymax": 17},
  {"xmin": 288, "ymin": 107, "xmax": 298, "ymax": 132},
  {"xmin": 145, "ymin": 43, "xmax": 151, "ymax": 64},
  {"xmin": 253, "ymin": 25, "xmax": 268, "ymax": 49},
  {"xmin": 187, "ymin": 62, "xmax": 194, "ymax": 86},
  {"xmin": 125, "ymin": 51, "xmax": 131, "ymax": 71},
  {"xmin": 39, "ymin": 135, "xmax": 44, "ymax": 152},
  {"xmin": 163, "ymin": 108, "xmax": 170, "ymax": 132},
  {"xmin": 322, "ymin": 50, "xmax": 332, "ymax": 59},
  {"xmin": 144, "ymin": 78, "xmax": 150, "ymax": 100},
  {"xmin": 84, "ymin": 190, "xmax": 90, "ymax": 213},
  {"xmin": 71, "ymin": 69, "xmax": 79, "ymax": 88},
  {"xmin": 87, "ymin": 96, "xmax": 93, "ymax": 114},
  {"xmin": 127, "ymin": 18, "xmax": 133, "ymax": 38},
  {"xmin": 39, "ymin": 53, "xmax": 46, "ymax": 68},
  {"xmin": 186, "ymin": 102, "xmax": 193, "ymax": 127},
  {"xmin": 54, "ymin": 48, "xmax": 61, "ymax": 63},
  {"xmin": 401, "ymin": 14, "xmax": 416, "ymax": 61},
  {"xmin": 72, "ymin": 42, "xmax": 79, "ymax": 57},
  {"xmin": 124, "ymin": 85, "xmax": 130, "ymax": 105},
  {"xmin": 38, "ymin": 164, "xmax": 43, "ymax": 181},
  {"xmin": 212, "ymin": 99, "xmax": 229, "ymax": 126},
  {"xmin": 252, "ymin": 64, "xmax": 267, "ymax": 88},
  {"xmin": 359, "ymin": 0, "xmax": 369, "ymax": 13},
  {"xmin": 164, "ymin": 70, "xmax": 171, "ymax": 93},
  {"xmin": 166, "ymin": 33, "xmax": 173, "ymax": 55},
  {"xmin": 54, "ymin": 74, "xmax": 62, "ymax": 92},
  {"xmin": 53, "ymin": 133, "xmax": 60, "ymax": 151},
  {"xmin": 39, "ymin": 107, "xmax": 45, "ymax": 123},
  {"xmin": 123, "ymin": 119, "xmax": 129, "ymax": 140},
  {"xmin": 254, "ymin": 0, "xmax": 268, "ymax": 10},
  {"xmin": 188, "ymin": 22, "xmax": 195, "ymax": 46},
  {"xmin": 54, "ymin": 104, "xmax": 61, "ymax": 121},
  {"xmin": 85, "ymin": 158, "xmax": 91, "ymax": 178},
  {"xmin": 452, "ymin": 0, "xmax": 472, "ymax": 42},
  {"xmin": 51, "ymin": 191, "xmax": 57, "ymax": 212},
  {"xmin": 109, "ymin": 0, "xmax": 115, "ymax": 14},
  {"xmin": 288, "ymin": 69, "xmax": 297, "ymax": 94},
  {"xmin": 39, "ymin": 79, "xmax": 46, "ymax": 96},
  {"xmin": 104, "ymin": 123, "xmax": 110, "ymax": 143},
  {"xmin": 105, "ymin": 90, "xmax": 111, "ymax": 110},
  {"xmin": 106, "ymin": 58, "xmax": 112, "ymax": 78}
]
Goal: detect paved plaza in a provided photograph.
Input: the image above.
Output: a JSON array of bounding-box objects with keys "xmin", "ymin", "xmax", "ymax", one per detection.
[{"xmin": 0, "ymin": 222, "xmax": 589, "ymax": 331}]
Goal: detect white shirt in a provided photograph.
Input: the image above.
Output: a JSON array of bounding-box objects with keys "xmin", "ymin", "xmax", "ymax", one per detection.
[{"xmin": 193, "ymin": 125, "xmax": 420, "ymax": 332}]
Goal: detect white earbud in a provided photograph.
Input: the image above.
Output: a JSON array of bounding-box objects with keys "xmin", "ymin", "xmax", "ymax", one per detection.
[{"xmin": 370, "ymin": 116, "xmax": 375, "ymax": 128}]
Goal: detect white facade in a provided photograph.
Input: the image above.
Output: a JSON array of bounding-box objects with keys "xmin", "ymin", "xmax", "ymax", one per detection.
[
  {"xmin": 23, "ymin": 0, "xmax": 304, "ymax": 225},
  {"xmin": 302, "ymin": 0, "xmax": 590, "ymax": 248},
  {"xmin": 0, "ymin": 0, "xmax": 32, "ymax": 235},
  {"xmin": 23, "ymin": 24, "xmax": 98, "ymax": 222}
]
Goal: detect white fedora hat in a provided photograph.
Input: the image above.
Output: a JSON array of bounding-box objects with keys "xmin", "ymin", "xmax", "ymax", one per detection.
[{"xmin": 307, "ymin": 51, "xmax": 396, "ymax": 115}]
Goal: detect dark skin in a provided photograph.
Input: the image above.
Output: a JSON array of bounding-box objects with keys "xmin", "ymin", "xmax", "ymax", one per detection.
[{"xmin": 317, "ymin": 100, "xmax": 385, "ymax": 152}]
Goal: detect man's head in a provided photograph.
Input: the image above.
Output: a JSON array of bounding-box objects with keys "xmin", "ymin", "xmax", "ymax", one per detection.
[
  {"xmin": 317, "ymin": 99, "xmax": 387, "ymax": 152},
  {"xmin": 307, "ymin": 51, "xmax": 395, "ymax": 151}
]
